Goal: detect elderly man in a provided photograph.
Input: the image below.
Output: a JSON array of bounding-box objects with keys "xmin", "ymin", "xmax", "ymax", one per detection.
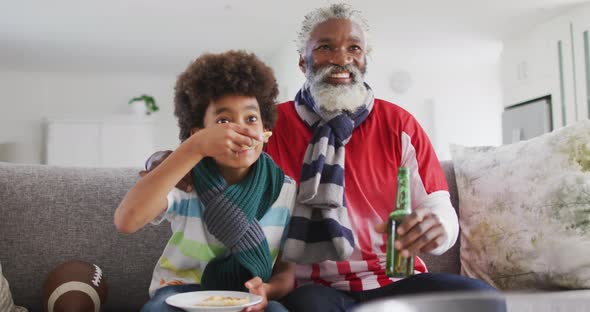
[
  {"xmin": 145, "ymin": 3, "xmax": 503, "ymax": 312},
  {"xmin": 264, "ymin": 4, "xmax": 501, "ymax": 311}
]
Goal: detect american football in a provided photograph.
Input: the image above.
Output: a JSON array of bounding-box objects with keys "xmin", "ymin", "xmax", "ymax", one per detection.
[{"xmin": 42, "ymin": 260, "xmax": 108, "ymax": 312}]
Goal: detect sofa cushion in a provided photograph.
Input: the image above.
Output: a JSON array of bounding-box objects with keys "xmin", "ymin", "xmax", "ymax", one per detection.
[
  {"xmin": 0, "ymin": 163, "xmax": 170, "ymax": 311},
  {"xmin": 451, "ymin": 120, "xmax": 590, "ymax": 290}
]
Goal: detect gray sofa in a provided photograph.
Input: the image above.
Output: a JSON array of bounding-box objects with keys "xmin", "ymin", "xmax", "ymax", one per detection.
[{"xmin": 0, "ymin": 160, "xmax": 463, "ymax": 311}]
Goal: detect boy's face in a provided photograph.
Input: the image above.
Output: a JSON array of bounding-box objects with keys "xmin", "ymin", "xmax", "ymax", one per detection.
[{"xmin": 201, "ymin": 94, "xmax": 266, "ymax": 171}]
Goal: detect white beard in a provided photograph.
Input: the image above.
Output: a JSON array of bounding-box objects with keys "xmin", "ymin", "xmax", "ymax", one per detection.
[
  {"xmin": 306, "ymin": 63, "xmax": 368, "ymax": 114},
  {"xmin": 309, "ymin": 81, "xmax": 368, "ymax": 113}
]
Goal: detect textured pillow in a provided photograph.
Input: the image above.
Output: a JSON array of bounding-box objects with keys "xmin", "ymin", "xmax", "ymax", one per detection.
[
  {"xmin": 0, "ymin": 263, "xmax": 27, "ymax": 312},
  {"xmin": 451, "ymin": 120, "xmax": 590, "ymax": 290}
]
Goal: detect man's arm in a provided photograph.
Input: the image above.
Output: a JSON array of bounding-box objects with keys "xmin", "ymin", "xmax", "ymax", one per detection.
[
  {"xmin": 394, "ymin": 192, "xmax": 458, "ymax": 257},
  {"xmin": 407, "ymin": 191, "xmax": 458, "ymax": 255},
  {"xmin": 374, "ymin": 198, "xmax": 457, "ymax": 258},
  {"xmin": 374, "ymin": 114, "xmax": 459, "ymax": 258}
]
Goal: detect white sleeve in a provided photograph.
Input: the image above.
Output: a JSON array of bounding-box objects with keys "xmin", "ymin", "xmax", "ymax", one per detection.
[
  {"xmin": 416, "ymin": 190, "xmax": 459, "ymax": 255},
  {"xmin": 400, "ymin": 131, "xmax": 459, "ymax": 255},
  {"xmin": 149, "ymin": 188, "xmax": 185, "ymax": 225}
]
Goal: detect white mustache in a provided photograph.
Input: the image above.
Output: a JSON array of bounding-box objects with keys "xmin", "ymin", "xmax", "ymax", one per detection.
[
  {"xmin": 313, "ymin": 64, "xmax": 363, "ymax": 84},
  {"xmin": 307, "ymin": 64, "xmax": 368, "ymax": 113}
]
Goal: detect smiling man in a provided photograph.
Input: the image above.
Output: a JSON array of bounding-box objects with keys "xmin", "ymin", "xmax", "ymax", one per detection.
[
  {"xmin": 263, "ymin": 4, "xmax": 504, "ymax": 312},
  {"xmin": 301, "ymin": 17, "xmax": 368, "ymax": 113}
]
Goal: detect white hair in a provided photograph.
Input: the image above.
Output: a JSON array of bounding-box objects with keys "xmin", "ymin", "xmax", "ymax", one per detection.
[{"xmin": 296, "ymin": 3, "xmax": 371, "ymax": 55}]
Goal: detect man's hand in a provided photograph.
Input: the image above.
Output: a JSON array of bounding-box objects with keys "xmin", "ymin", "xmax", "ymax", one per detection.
[
  {"xmin": 244, "ymin": 277, "xmax": 268, "ymax": 312},
  {"xmin": 374, "ymin": 207, "xmax": 447, "ymax": 258},
  {"xmin": 140, "ymin": 150, "xmax": 193, "ymax": 192}
]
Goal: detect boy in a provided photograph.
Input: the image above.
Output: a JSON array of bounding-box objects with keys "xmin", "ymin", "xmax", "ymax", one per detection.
[{"xmin": 114, "ymin": 51, "xmax": 296, "ymax": 312}]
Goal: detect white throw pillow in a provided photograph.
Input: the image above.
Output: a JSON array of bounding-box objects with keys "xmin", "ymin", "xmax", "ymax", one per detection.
[
  {"xmin": 451, "ymin": 120, "xmax": 590, "ymax": 290},
  {"xmin": 0, "ymin": 263, "xmax": 27, "ymax": 312}
]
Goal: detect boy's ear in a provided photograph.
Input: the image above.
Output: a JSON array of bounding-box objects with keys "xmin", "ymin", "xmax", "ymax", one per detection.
[
  {"xmin": 190, "ymin": 128, "xmax": 201, "ymax": 136},
  {"xmin": 262, "ymin": 128, "xmax": 272, "ymax": 143}
]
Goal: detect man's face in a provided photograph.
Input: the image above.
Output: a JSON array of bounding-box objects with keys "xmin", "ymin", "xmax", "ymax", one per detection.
[
  {"xmin": 299, "ymin": 18, "xmax": 369, "ymax": 113},
  {"xmin": 300, "ymin": 18, "xmax": 367, "ymax": 84}
]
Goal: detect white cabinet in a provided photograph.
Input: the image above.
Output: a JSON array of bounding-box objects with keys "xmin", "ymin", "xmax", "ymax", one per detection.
[
  {"xmin": 501, "ymin": 31, "xmax": 557, "ymax": 108},
  {"xmin": 501, "ymin": 4, "xmax": 590, "ymax": 128},
  {"xmin": 45, "ymin": 115, "xmax": 155, "ymax": 167}
]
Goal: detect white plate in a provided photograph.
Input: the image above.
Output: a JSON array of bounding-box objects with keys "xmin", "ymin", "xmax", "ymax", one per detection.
[{"xmin": 165, "ymin": 291, "xmax": 262, "ymax": 312}]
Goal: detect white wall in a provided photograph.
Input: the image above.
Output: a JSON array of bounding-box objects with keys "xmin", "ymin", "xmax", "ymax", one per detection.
[
  {"xmin": 271, "ymin": 42, "xmax": 305, "ymax": 104},
  {"xmin": 0, "ymin": 71, "xmax": 180, "ymax": 164},
  {"xmin": 269, "ymin": 35, "xmax": 504, "ymax": 160},
  {"xmin": 0, "ymin": 35, "xmax": 503, "ymax": 165}
]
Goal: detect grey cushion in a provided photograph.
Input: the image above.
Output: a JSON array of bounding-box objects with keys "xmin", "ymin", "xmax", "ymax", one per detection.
[{"xmin": 0, "ymin": 162, "xmax": 169, "ymax": 311}]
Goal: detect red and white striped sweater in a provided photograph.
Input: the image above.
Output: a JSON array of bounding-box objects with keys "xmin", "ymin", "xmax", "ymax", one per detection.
[{"xmin": 265, "ymin": 99, "xmax": 458, "ymax": 292}]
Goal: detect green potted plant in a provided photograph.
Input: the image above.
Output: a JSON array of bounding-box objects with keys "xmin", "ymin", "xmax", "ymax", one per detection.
[{"xmin": 128, "ymin": 94, "xmax": 159, "ymax": 115}]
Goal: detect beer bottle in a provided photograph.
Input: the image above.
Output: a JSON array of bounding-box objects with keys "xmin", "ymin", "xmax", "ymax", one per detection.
[{"xmin": 386, "ymin": 167, "xmax": 414, "ymax": 277}]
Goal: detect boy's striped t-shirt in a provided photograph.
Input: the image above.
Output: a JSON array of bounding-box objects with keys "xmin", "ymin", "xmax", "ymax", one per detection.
[{"xmin": 148, "ymin": 175, "xmax": 296, "ymax": 297}]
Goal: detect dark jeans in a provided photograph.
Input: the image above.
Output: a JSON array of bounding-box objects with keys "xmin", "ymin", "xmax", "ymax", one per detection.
[{"xmin": 281, "ymin": 273, "xmax": 506, "ymax": 312}]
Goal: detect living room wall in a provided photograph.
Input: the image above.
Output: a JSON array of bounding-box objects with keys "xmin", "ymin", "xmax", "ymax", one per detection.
[
  {"xmin": 0, "ymin": 44, "xmax": 502, "ymax": 164},
  {"xmin": 0, "ymin": 71, "xmax": 180, "ymax": 164},
  {"xmin": 0, "ymin": 33, "xmax": 503, "ymax": 164}
]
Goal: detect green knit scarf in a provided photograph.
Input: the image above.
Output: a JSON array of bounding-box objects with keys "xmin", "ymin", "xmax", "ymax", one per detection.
[{"xmin": 193, "ymin": 153, "xmax": 284, "ymax": 291}]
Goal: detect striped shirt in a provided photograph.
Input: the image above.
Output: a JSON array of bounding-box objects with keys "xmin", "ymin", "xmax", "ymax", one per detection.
[
  {"xmin": 265, "ymin": 99, "xmax": 459, "ymax": 292},
  {"xmin": 148, "ymin": 175, "xmax": 296, "ymax": 297}
]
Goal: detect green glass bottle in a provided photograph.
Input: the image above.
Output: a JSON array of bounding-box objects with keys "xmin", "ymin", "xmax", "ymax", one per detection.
[{"xmin": 386, "ymin": 167, "xmax": 414, "ymax": 277}]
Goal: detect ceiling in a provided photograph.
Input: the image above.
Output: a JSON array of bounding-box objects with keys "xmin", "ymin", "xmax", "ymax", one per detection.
[{"xmin": 0, "ymin": 0, "xmax": 587, "ymax": 74}]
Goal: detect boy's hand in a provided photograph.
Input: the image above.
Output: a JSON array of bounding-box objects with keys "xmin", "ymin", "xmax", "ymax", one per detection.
[
  {"xmin": 138, "ymin": 124, "xmax": 262, "ymax": 193},
  {"xmin": 186, "ymin": 123, "xmax": 263, "ymax": 159},
  {"xmin": 244, "ymin": 277, "xmax": 268, "ymax": 312},
  {"xmin": 140, "ymin": 150, "xmax": 193, "ymax": 192},
  {"xmin": 374, "ymin": 207, "xmax": 446, "ymax": 257}
]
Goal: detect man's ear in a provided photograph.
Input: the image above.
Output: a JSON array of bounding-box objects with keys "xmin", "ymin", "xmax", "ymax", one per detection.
[{"xmin": 299, "ymin": 55, "xmax": 306, "ymax": 74}]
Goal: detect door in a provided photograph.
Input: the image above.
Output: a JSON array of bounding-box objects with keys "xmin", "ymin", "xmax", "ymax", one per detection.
[{"xmin": 572, "ymin": 5, "xmax": 590, "ymax": 121}]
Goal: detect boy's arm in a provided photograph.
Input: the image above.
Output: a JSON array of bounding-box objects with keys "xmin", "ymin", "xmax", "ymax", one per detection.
[
  {"xmin": 114, "ymin": 143, "xmax": 204, "ymax": 233},
  {"xmin": 115, "ymin": 123, "xmax": 263, "ymax": 233},
  {"xmin": 265, "ymin": 255, "xmax": 295, "ymax": 300},
  {"xmin": 244, "ymin": 253, "xmax": 295, "ymax": 312},
  {"xmin": 141, "ymin": 150, "xmax": 194, "ymax": 193}
]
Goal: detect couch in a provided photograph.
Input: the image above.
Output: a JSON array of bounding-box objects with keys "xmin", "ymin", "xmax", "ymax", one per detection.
[{"xmin": 0, "ymin": 160, "xmax": 582, "ymax": 311}]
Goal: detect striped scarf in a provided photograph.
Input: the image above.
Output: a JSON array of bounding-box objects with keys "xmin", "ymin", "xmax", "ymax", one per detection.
[
  {"xmin": 193, "ymin": 153, "xmax": 284, "ymax": 291},
  {"xmin": 283, "ymin": 83, "xmax": 375, "ymax": 263}
]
